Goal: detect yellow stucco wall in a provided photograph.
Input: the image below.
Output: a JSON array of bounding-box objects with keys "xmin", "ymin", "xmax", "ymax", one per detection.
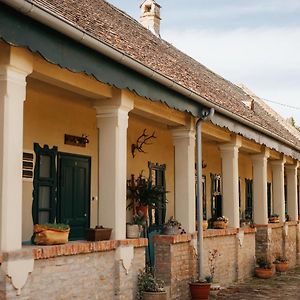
[
  {"xmin": 23, "ymin": 79, "xmax": 99, "ymax": 241},
  {"xmin": 22, "ymin": 79, "xmax": 175, "ymax": 240},
  {"xmin": 127, "ymin": 114, "xmax": 175, "ymax": 221}
]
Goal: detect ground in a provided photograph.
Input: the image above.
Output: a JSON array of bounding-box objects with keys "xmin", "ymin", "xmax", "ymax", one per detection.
[{"xmin": 211, "ymin": 267, "xmax": 300, "ymax": 299}]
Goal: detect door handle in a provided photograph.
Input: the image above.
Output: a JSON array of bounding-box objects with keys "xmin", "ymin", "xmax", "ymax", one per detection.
[{"xmin": 84, "ymin": 213, "xmax": 87, "ymax": 217}]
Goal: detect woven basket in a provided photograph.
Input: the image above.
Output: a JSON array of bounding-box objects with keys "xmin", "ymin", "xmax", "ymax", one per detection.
[
  {"xmin": 213, "ymin": 221, "xmax": 228, "ymax": 229},
  {"xmin": 33, "ymin": 228, "xmax": 70, "ymax": 245}
]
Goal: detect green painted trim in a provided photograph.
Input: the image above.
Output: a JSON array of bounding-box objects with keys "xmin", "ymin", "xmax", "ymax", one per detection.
[{"xmin": 0, "ymin": 3, "xmax": 205, "ymax": 116}]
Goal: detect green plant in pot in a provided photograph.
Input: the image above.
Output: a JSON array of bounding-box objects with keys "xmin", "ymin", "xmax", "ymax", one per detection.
[
  {"xmin": 32, "ymin": 223, "xmax": 70, "ymax": 245},
  {"xmin": 127, "ymin": 172, "xmax": 167, "ymax": 225},
  {"xmin": 255, "ymin": 257, "xmax": 273, "ymax": 279},
  {"xmin": 273, "ymin": 255, "xmax": 288, "ymax": 273},
  {"xmin": 137, "ymin": 268, "xmax": 167, "ymax": 300},
  {"xmin": 126, "ymin": 211, "xmax": 146, "ymax": 239},
  {"xmin": 162, "ymin": 216, "xmax": 181, "ymax": 235},
  {"xmin": 189, "ymin": 276, "xmax": 212, "ymax": 300}
]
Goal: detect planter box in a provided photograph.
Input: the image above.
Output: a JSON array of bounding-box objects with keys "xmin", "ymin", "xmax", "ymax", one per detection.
[
  {"xmin": 86, "ymin": 227, "xmax": 112, "ymax": 241},
  {"xmin": 33, "ymin": 224, "xmax": 70, "ymax": 245}
]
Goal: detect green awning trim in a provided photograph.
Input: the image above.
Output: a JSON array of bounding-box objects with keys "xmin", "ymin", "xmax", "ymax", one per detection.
[{"xmin": 0, "ymin": 3, "xmax": 206, "ymax": 117}]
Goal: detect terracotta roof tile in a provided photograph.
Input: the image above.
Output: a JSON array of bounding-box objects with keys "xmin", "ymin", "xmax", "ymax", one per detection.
[{"xmin": 29, "ymin": 0, "xmax": 300, "ymax": 150}]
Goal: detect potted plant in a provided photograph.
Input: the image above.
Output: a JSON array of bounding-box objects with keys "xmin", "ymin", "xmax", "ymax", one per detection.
[
  {"xmin": 127, "ymin": 172, "xmax": 168, "ymax": 225},
  {"xmin": 268, "ymin": 214, "xmax": 280, "ymax": 223},
  {"xmin": 137, "ymin": 268, "xmax": 167, "ymax": 300},
  {"xmin": 273, "ymin": 255, "xmax": 289, "ymax": 272},
  {"xmin": 162, "ymin": 216, "xmax": 181, "ymax": 235},
  {"xmin": 33, "ymin": 223, "xmax": 70, "ymax": 245},
  {"xmin": 213, "ymin": 216, "xmax": 229, "ymax": 229},
  {"xmin": 189, "ymin": 276, "xmax": 212, "ymax": 300},
  {"xmin": 126, "ymin": 211, "xmax": 146, "ymax": 239},
  {"xmin": 86, "ymin": 225, "xmax": 112, "ymax": 241},
  {"xmin": 255, "ymin": 257, "xmax": 273, "ymax": 279}
]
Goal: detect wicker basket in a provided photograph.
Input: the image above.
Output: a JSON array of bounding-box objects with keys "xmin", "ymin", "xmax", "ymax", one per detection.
[
  {"xmin": 213, "ymin": 220, "xmax": 228, "ymax": 229},
  {"xmin": 33, "ymin": 227, "xmax": 70, "ymax": 245}
]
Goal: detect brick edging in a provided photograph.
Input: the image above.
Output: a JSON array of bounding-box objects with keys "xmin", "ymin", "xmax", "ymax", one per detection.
[
  {"xmin": 153, "ymin": 228, "xmax": 257, "ymax": 244},
  {"xmin": 26, "ymin": 238, "xmax": 148, "ymax": 260}
]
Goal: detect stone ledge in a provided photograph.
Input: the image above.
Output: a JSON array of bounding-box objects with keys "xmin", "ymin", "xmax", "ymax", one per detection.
[
  {"xmin": 153, "ymin": 228, "xmax": 256, "ymax": 244},
  {"xmin": 23, "ymin": 238, "xmax": 148, "ymax": 260},
  {"xmin": 153, "ymin": 233, "xmax": 196, "ymax": 244},
  {"xmin": 256, "ymin": 221, "xmax": 298, "ymax": 229},
  {"xmin": 204, "ymin": 227, "xmax": 256, "ymax": 238}
]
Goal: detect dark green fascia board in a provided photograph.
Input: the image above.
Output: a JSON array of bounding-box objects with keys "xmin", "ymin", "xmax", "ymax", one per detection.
[{"xmin": 0, "ymin": 3, "xmax": 206, "ymax": 117}]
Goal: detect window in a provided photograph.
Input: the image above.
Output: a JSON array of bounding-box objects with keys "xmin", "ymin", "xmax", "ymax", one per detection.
[
  {"xmin": 22, "ymin": 151, "xmax": 35, "ymax": 181},
  {"xmin": 148, "ymin": 162, "xmax": 166, "ymax": 226},
  {"xmin": 211, "ymin": 174, "xmax": 222, "ymax": 218},
  {"xmin": 267, "ymin": 182, "xmax": 272, "ymax": 217},
  {"xmin": 245, "ymin": 179, "xmax": 253, "ymax": 219},
  {"xmin": 32, "ymin": 143, "xmax": 57, "ymax": 224}
]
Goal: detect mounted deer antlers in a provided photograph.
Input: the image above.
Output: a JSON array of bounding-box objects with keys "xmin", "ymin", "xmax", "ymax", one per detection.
[{"xmin": 131, "ymin": 129, "xmax": 157, "ymax": 158}]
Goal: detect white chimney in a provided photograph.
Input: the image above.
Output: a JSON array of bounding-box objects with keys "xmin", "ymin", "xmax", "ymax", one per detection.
[{"xmin": 140, "ymin": 0, "xmax": 161, "ymax": 37}]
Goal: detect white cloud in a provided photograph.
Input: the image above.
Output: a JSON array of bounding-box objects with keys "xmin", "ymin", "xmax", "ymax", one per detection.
[{"xmin": 162, "ymin": 26, "xmax": 300, "ymax": 123}]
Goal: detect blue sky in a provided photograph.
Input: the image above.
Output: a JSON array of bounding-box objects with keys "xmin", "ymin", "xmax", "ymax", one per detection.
[{"xmin": 108, "ymin": 0, "xmax": 300, "ymax": 125}]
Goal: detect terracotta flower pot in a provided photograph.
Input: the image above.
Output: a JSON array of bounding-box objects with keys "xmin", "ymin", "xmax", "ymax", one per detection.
[
  {"xmin": 203, "ymin": 220, "xmax": 208, "ymax": 230},
  {"xmin": 189, "ymin": 282, "xmax": 211, "ymax": 300},
  {"xmin": 142, "ymin": 291, "xmax": 167, "ymax": 300},
  {"xmin": 275, "ymin": 262, "xmax": 288, "ymax": 272},
  {"xmin": 255, "ymin": 267, "xmax": 273, "ymax": 279}
]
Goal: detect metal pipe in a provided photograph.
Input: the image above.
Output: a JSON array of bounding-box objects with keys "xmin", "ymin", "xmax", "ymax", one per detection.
[
  {"xmin": 2, "ymin": 0, "xmax": 300, "ymax": 154},
  {"xmin": 196, "ymin": 108, "xmax": 214, "ymax": 279}
]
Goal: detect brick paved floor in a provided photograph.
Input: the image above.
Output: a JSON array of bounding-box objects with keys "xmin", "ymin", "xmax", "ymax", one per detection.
[{"xmin": 211, "ymin": 267, "xmax": 300, "ymax": 300}]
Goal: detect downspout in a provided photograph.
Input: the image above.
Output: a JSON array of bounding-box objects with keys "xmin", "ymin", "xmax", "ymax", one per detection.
[
  {"xmin": 2, "ymin": 0, "xmax": 300, "ymax": 154},
  {"xmin": 196, "ymin": 108, "xmax": 214, "ymax": 279}
]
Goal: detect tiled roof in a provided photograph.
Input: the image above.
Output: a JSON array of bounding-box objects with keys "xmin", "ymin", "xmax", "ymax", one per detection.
[{"xmin": 29, "ymin": 0, "xmax": 300, "ymax": 150}]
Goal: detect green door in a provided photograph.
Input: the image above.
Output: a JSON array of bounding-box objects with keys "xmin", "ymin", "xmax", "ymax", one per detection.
[{"xmin": 57, "ymin": 153, "xmax": 91, "ymax": 240}]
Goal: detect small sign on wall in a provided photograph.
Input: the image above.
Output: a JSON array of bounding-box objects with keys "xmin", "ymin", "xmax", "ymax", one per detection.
[{"xmin": 64, "ymin": 134, "xmax": 89, "ymax": 148}]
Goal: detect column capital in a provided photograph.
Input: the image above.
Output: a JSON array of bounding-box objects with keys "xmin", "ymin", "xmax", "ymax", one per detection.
[
  {"xmin": 171, "ymin": 126, "xmax": 195, "ymax": 145},
  {"xmin": 94, "ymin": 89, "xmax": 134, "ymax": 117},
  {"xmin": 285, "ymin": 162, "xmax": 299, "ymax": 173},
  {"xmin": 271, "ymin": 157, "xmax": 286, "ymax": 167},
  {"xmin": 251, "ymin": 148, "xmax": 270, "ymax": 163},
  {"xmin": 219, "ymin": 135, "xmax": 242, "ymax": 154}
]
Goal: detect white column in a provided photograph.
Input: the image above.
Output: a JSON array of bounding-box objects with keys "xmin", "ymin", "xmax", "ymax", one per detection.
[
  {"xmin": 95, "ymin": 90, "xmax": 133, "ymax": 240},
  {"xmin": 271, "ymin": 159, "xmax": 286, "ymax": 223},
  {"xmin": 219, "ymin": 137, "xmax": 241, "ymax": 228},
  {"xmin": 172, "ymin": 127, "xmax": 195, "ymax": 233},
  {"xmin": 251, "ymin": 151, "xmax": 269, "ymax": 225},
  {"xmin": 0, "ymin": 48, "xmax": 32, "ymax": 251},
  {"xmin": 286, "ymin": 163, "xmax": 299, "ymax": 221}
]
